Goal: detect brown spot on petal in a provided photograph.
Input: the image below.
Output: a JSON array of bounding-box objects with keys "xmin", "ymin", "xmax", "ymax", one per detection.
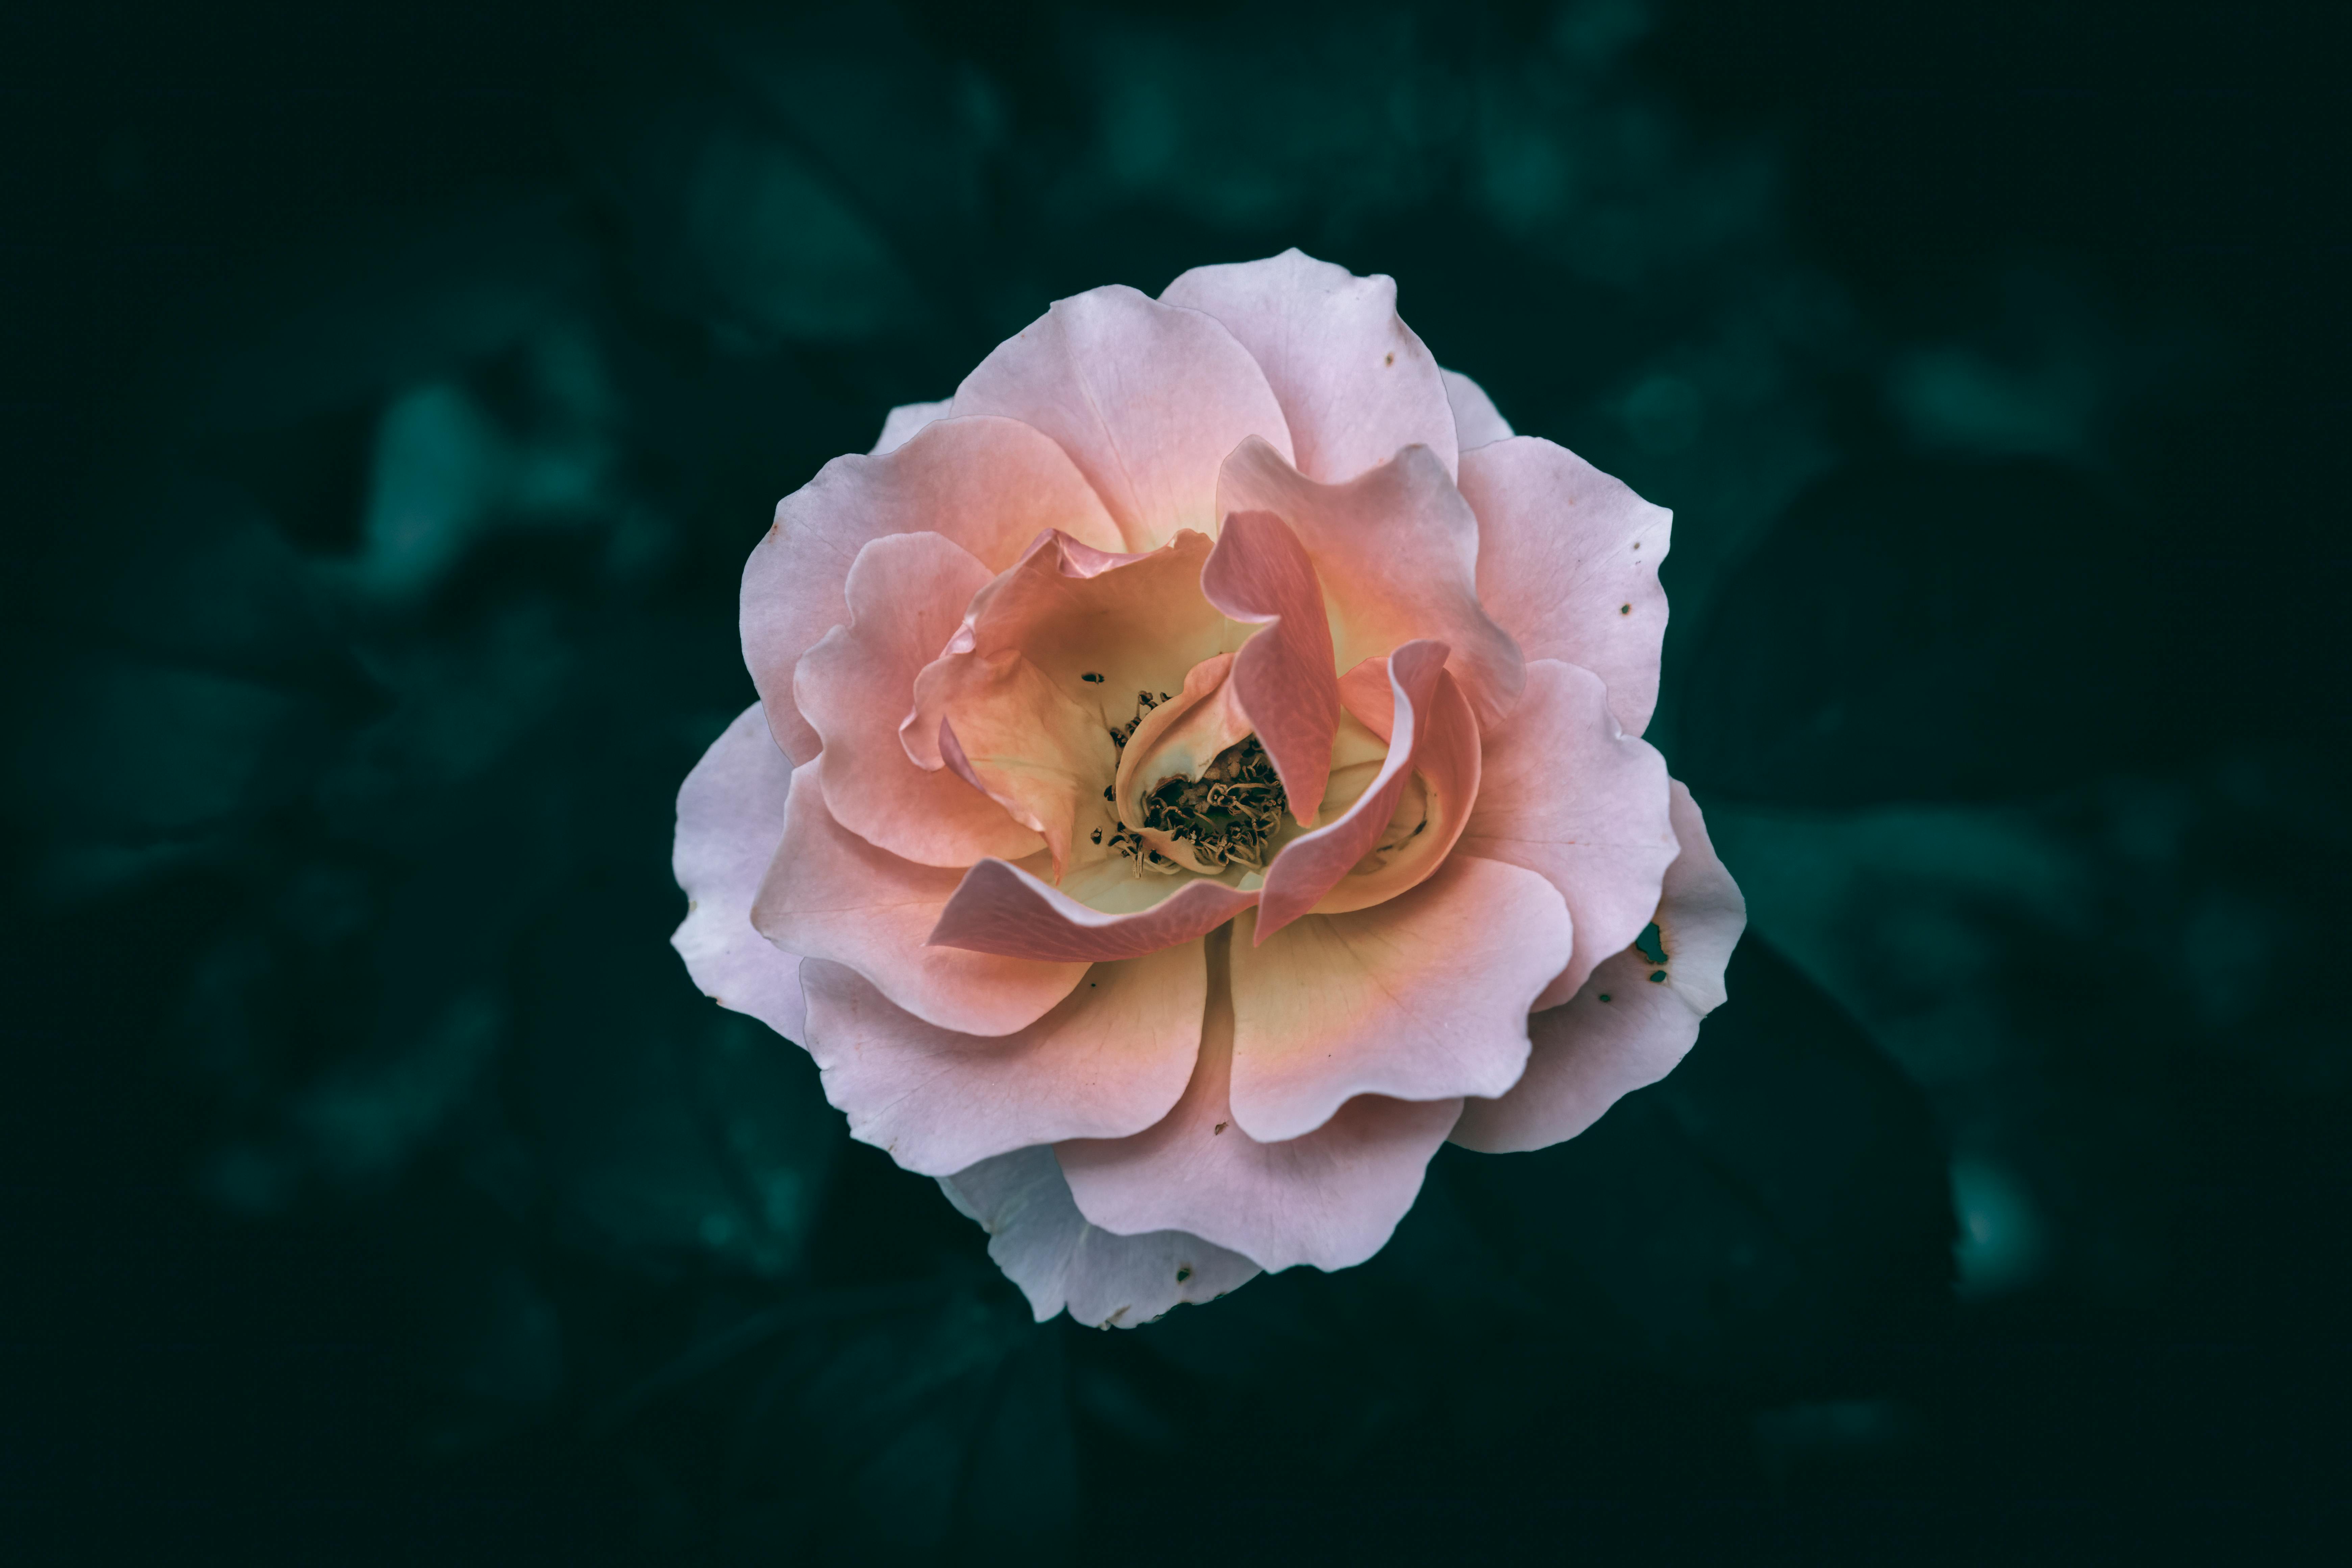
[
  {"xmin": 1620, "ymin": 604, "xmax": 1632, "ymax": 615},
  {"xmin": 1213, "ymin": 1121, "xmax": 1228, "ymax": 1135},
  {"xmin": 1176, "ymin": 1265, "xmax": 1193, "ymax": 1282},
  {"xmin": 1383, "ymin": 351, "xmax": 1395, "ymax": 367}
]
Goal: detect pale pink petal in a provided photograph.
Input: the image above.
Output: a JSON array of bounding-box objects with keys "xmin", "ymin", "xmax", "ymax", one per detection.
[
  {"xmin": 1453, "ymin": 781, "xmax": 1747, "ymax": 1153},
  {"xmin": 671, "ymin": 704, "xmax": 808, "ymax": 1042},
  {"xmin": 950, "ymin": 285, "xmax": 1294, "ymax": 550},
  {"xmin": 1255, "ymin": 641, "xmax": 1447, "ymax": 934},
  {"xmin": 1298, "ymin": 653, "xmax": 1482, "ymax": 920},
  {"xmin": 940, "ymin": 1146, "xmax": 1259, "ymax": 1328},
  {"xmin": 1159, "ymin": 249, "xmax": 1457, "ymax": 484},
  {"xmin": 1440, "ymin": 367, "xmax": 1513, "ymax": 450},
  {"xmin": 798, "ymin": 940, "xmax": 1206, "ymax": 1175},
  {"xmin": 869, "ymin": 398, "xmax": 949, "ymax": 455},
  {"xmin": 1217, "ymin": 436, "xmax": 1524, "ymax": 729},
  {"xmin": 1200, "ymin": 511, "xmax": 1341, "ymax": 825},
  {"xmin": 1459, "ymin": 436, "xmax": 1672, "ymax": 737},
  {"xmin": 1226, "ymin": 854, "xmax": 1572, "ymax": 1142},
  {"xmin": 743, "ymin": 415, "xmax": 1123, "ymax": 759},
  {"xmin": 1458, "ymin": 659, "xmax": 1677, "ymax": 1008},
  {"xmin": 1057, "ymin": 933, "xmax": 1462, "ymax": 1272},
  {"xmin": 906, "ymin": 529, "xmax": 1227, "ymax": 875},
  {"xmin": 796, "ymin": 533, "xmax": 1043, "ymax": 867},
  {"xmin": 928, "ymin": 858, "xmax": 1259, "ymax": 964},
  {"xmin": 751, "ymin": 756, "xmax": 1085, "ymax": 1035}
]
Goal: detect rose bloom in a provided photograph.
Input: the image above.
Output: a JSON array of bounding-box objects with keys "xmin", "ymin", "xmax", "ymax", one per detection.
[{"xmin": 673, "ymin": 251, "xmax": 1745, "ymax": 1327}]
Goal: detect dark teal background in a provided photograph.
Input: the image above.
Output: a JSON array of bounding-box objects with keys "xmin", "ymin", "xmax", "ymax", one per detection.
[{"xmin": 4, "ymin": 1, "xmax": 2346, "ymax": 1562}]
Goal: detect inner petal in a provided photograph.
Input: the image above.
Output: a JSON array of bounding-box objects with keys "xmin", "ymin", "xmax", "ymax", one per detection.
[{"xmin": 904, "ymin": 529, "xmax": 1230, "ymax": 879}]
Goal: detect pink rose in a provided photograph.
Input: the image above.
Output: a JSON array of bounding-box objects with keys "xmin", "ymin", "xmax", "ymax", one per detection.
[{"xmin": 673, "ymin": 250, "xmax": 1745, "ymax": 1327}]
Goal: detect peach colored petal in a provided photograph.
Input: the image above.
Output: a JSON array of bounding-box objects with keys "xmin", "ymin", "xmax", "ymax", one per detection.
[
  {"xmin": 1452, "ymin": 781, "xmax": 1746, "ymax": 1153},
  {"xmin": 1440, "ymin": 367, "xmax": 1513, "ymax": 450},
  {"xmin": 744, "ymin": 415, "xmax": 1123, "ymax": 759},
  {"xmin": 1160, "ymin": 249, "xmax": 1456, "ymax": 484},
  {"xmin": 1217, "ymin": 436, "xmax": 1524, "ymax": 729},
  {"xmin": 1254, "ymin": 641, "xmax": 1459, "ymax": 935},
  {"xmin": 1458, "ymin": 659, "xmax": 1677, "ymax": 1009},
  {"xmin": 1459, "ymin": 436, "xmax": 1672, "ymax": 737},
  {"xmin": 798, "ymin": 940, "xmax": 1206, "ymax": 1175},
  {"xmin": 927, "ymin": 858, "xmax": 1259, "ymax": 965},
  {"xmin": 905, "ymin": 528, "xmax": 1228, "ymax": 874},
  {"xmin": 950, "ymin": 285, "xmax": 1294, "ymax": 551},
  {"xmin": 1301, "ymin": 653, "xmax": 1482, "ymax": 920},
  {"xmin": 750, "ymin": 755, "xmax": 1084, "ymax": 1035},
  {"xmin": 1199, "ymin": 511, "xmax": 1341, "ymax": 825},
  {"xmin": 940, "ymin": 1146, "xmax": 1259, "ymax": 1327},
  {"xmin": 1224, "ymin": 855, "xmax": 1572, "ymax": 1142},
  {"xmin": 869, "ymin": 398, "xmax": 948, "ymax": 455},
  {"xmin": 1057, "ymin": 931, "xmax": 1462, "ymax": 1272},
  {"xmin": 671, "ymin": 704, "xmax": 808, "ymax": 1043},
  {"xmin": 796, "ymin": 533, "xmax": 1044, "ymax": 867},
  {"xmin": 1112, "ymin": 653, "xmax": 1252, "ymax": 872}
]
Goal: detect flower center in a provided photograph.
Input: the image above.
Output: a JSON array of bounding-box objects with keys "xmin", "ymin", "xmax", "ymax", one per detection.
[{"xmin": 1100, "ymin": 689, "xmax": 1290, "ymax": 874}]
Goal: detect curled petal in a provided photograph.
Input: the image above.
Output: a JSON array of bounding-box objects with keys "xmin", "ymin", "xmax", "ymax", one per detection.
[
  {"xmin": 951, "ymin": 284, "xmax": 1294, "ymax": 550},
  {"xmin": 1255, "ymin": 641, "xmax": 1458, "ymax": 935},
  {"xmin": 1302, "ymin": 653, "xmax": 1481, "ymax": 919},
  {"xmin": 1217, "ymin": 436, "xmax": 1524, "ymax": 729},
  {"xmin": 1453, "ymin": 781, "xmax": 1747, "ymax": 1153},
  {"xmin": 745, "ymin": 415, "xmax": 1123, "ymax": 759},
  {"xmin": 1440, "ymin": 366, "xmax": 1514, "ymax": 450},
  {"xmin": 1057, "ymin": 932, "xmax": 1462, "ymax": 1272},
  {"xmin": 1457, "ymin": 659, "xmax": 1677, "ymax": 1008},
  {"xmin": 1160, "ymin": 249, "xmax": 1457, "ymax": 483},
  {"xmin": 1226, "ymin": 855, "xmax": 1572, "ymax": 1143},
  {"xmin": 751, "ymin": 756, "xmax": 1084, "ymax": 1035},
  {"xmin": 927, "ymin": 858, "xmax": 1259, "ymax": 965},
  {"xmin": 1459, "ymin": 436, "xmax": 1672, "ymax": 737},
  {"xmin": 797, "ymin": 533, "xmax": 1043, "ymax": 867},
  {"xmin": 1200, "ymin": 511, "xmax": 1341, "ymax": 825},
  {"xmin": 940, "ymin": 1146, "xmax": 1259, "ymax": 1328},
  {"xmin": 799, "ymin": 941, "xmax": 1206, "ymax": 1176},
  {"xmin": 870, "ymin": 398, "xmax": 949, "ymax": 455},
  {"xmin": 671, "ymin": 704, "xmax": 808, "ymax": 1042}
]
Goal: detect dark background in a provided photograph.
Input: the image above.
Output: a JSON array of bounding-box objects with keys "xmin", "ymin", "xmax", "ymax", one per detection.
[{"xmin": 4, "ymin": 1, "xmax": 2346, "ymax": 1562}]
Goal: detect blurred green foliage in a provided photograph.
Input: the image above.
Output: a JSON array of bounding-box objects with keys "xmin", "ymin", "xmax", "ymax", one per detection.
[{"xmin": 3, "ymin": 0, "xmax": 2345, "ymax": 1563}]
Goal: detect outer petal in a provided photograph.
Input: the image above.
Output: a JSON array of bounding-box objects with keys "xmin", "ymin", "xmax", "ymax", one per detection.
[
  {"xmin": 1452, "ymin": 781, "xmax": 1746, "ymax": 1153},
  {"xmin": 1199, "ymin": 511, "xmax": 1341, "ymax": 825},
  {"xmin": 1226, "ymin": 855, "xmax": 1573, "ymax": 1142},
  {"xmin": 798, "ymin": 941, "xmax": 1205, "ymax": 1175},
  {"xmin": 743, "ymin": 415, "xmax": 1123, "ymax": 759},
  {"xmin": 1459, "ymin": 436, "xmax": 1671, "ymax": 737},
  {"xmin": 928, "ymin": 859, "xmax": 1259, "ymax": 964},
  {"xmin": 797, "ymin": 533, "xmax": 1043, "ymax": 866},
  {"xmin": 950, "ymin": 285, "xmax": 1294, "ymax": 551},
  {"xmin": 1057, "ymin": 932, "xmax": 1462, "ymax": 1273},
  {"xmin": 1217, "ymin": 436, "xmax": 1524, "ymax": 729},
  {"xmin": 671, "ymin": 704, "xmax": 809, "ymax": 1042},
  {"xmin": 1160, "ymin": 249, "xmax": 1457, "ymax": 484},
  {"xmin": 1441, "ymin": 367, "xmax": 1514, "ymax": 450},
  {"xmin": 940, "ymin": 1146, "xmax": 1259, "ymax": 1328},
  {"xmin": 871, "ymin": 398, "xmax": 950, "ymax": 454},
  {"xmin": 751, "ymin": 756, "xmax": 1085, "ymax": 1035},
  {"xmin": 1457, "ymin": 659, "xmax": 1678, "ymax": 1008}
]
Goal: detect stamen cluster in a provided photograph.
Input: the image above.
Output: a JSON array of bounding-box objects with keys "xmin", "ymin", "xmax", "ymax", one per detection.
[{"xmin": 1089, "ymin": 688, "xmax": 1291, "ymax": 874}]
